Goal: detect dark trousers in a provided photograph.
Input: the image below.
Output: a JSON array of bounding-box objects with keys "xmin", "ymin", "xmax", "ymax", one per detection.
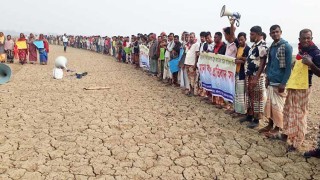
[{"xmin": 63, "ymin": 42, "xmax": 68, "ymax": 52}]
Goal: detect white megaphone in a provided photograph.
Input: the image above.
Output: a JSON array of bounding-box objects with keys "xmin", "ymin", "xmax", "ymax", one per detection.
[
  {"xmin": 55, "ymin": 56, "xmax": 68, "ymax": 70},
  {"xmin": 0, "ymin": 63, "xmax": 12, "ymax": 85},
  {"xmin": 220, "ymin": 5, "xmax": 241, "ymax": 27}
]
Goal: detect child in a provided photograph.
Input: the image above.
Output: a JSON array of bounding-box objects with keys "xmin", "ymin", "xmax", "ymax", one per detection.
[{"xmin": 158, "ymin": 39, "xmax": 167, "ymax": 80}]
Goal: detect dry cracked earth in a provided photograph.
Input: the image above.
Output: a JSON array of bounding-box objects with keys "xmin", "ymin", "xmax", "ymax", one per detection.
[{"xmin": 0, "ymin": 46, "xmax": 319, "ymax": 180}]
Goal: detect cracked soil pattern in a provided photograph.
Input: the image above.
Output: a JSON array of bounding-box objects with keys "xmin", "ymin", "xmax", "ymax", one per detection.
[{"xmin": 0, "ymin": 46, "xmax": 319, "ymax": 180}]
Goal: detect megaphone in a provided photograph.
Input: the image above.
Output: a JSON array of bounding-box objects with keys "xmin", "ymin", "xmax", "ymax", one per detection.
[
  {"xmin": 0, "ymin": 63, "xmax": 12, "ymax": 85},
  {"xmin": 220, "ymin": 5, "xmax": 241, "ymax": 27},
  {"xmin": 55, "ymin": 56, "xmax": 68, "ymax": 69}
]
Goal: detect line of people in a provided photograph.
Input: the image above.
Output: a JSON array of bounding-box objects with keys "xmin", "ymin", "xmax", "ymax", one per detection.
[
  {"xmin": 0, "ymin": 32, "xmax": 49, "ymax": 65},
  {"xmin": 51, "ymin": 23, "xmax": 320, "ymax": 158}
]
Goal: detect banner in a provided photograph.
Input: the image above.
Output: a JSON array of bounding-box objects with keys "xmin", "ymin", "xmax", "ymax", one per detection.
[
  {"xmin": 34, "ymin": 41, "xmax": 44, "ymax": 49},
  {"xmin": 139, "ymin": 45, "xmax": 150, "ymax": 70},
  {"xmin": 287, "ymin": 60, "xmax": 309, "ymax": 89},
  {"xmin": 198, "ymin": 53, "xmax": 236, "ymax": 102},
  {"xmin": 169, "ymin": 48, "xmax": 184, "ymax": 73},
  {"xmin": 16, "ymin": 41, "xmax": 27, "ymax": 49}
]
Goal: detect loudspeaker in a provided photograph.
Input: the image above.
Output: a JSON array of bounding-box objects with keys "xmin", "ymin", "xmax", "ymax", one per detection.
[
  {"xmin": 55, "ymin": 56, "xmax": 68, "ymax": 69},
  {"xmin": 220, "ymin": 5, "xmax": 241, "ymax": 26},
  {"xmin": 0, "ymin": 63, "xmax": 12, "ymax": 85}
]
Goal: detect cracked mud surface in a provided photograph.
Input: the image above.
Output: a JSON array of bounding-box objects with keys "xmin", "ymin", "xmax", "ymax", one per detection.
[{"xmin": 0, "ymin": 46, "xmax": 319, "ymax": 180}]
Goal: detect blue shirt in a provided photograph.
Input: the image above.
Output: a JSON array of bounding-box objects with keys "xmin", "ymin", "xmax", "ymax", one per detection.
[{"xmin": 266, "ymin": 39, "xmax": 293, "ymax": 85}]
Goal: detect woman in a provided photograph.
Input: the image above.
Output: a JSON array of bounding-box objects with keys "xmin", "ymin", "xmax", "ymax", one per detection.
[
  {"xmin": 18, "ymin": 33, "xmax": 28, "ymax": 65},
  {"xmin": 0, "ymin": 32, "xmax": 5, "ymax": 63},
  {"xmin": 4, "ymin": 35, "xmax": 15, "ymax": 63},
  {"xmin": 28, "ymin": 33, "xmax": 37, "ymax": 64},
  {"xmin": 38, "ymin": 34, "xmax": 49, "ymax": 65}
]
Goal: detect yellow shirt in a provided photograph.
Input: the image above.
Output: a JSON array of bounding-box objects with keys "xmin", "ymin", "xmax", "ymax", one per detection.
[{"xmin": 236, "ymin": 46, "xmax": 244, "ymax": 73}]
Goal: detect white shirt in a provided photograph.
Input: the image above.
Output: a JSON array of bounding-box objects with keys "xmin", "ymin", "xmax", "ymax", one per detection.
[
  {"xmin": 165, "ymin": 41, "xmax": 175, "ymax": 58},
  {"xmin": 184, "ymin": 43, "xmax": 199, "ymax": 66},
  {"xmin": 63, "ymin": 36, "xmax": 68, "ymax": 43},
  {"xmin": 100, "ymin": 38, "xmax": 105, "ymax": 46},
  {"xmin": 199, "ymin": 42, "xmax": 206, "ymax": 52},
  {"xmin": 207, "ymin": 42, "xmax": 215, "ymax": 52},
  {"xmin": 225, "ymin": 41, "xmax": 237, "ymax": 58}
]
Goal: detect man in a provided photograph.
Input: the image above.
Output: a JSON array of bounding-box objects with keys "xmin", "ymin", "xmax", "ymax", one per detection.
[
  {"xmin": 171, "ymin": 35, "xmax": 182, "ymax": 86},
  {"xmin": 240, "ymin": 26, "xmax": 268, "ymax": 129},
  {"xmin": 163, "ymin": 33, "xmax": 175, "ymax": 83},
  {"xmin": 204, "ymin": 32, "xmax": 214, "ymax": 52},
  {"xmin": 148, "ymin": 33, "xmax": 158, "ymax": 76},
  {"xmin": 223, "ymin": 20, "xmax": 238, "ymax": 113},
  {"xmin": 62, "ymin": 33, "xmax": 68, "ymax": 52},
  {"xmin": 202, "ymin": 32, "xmax": 218, "ymax": 103},
  {"xmin": 212, "ymin": 32, "xmax": 227, "ymax": 108},
  {"xmin": 179, "ymin": 32, "xmax": 190, "ymax": 90},
  {"xmin": 132, "ymin": 36, "xmax": 140, "ymax": 68},
  {"xmin": 261, "ymin": 25, "xmax": 292, "ymax": 137},
  {"xmin": 283, "ymin": 29, "xmax": 320, "ymax": 152},
  {"xmin": 302, "ymin": 45, "xmax": 320, "ymax": 158},
  {"xmin": 100, "ymin": 36, "xmax": 105, "ymax": 54},
  {"xmin": 196, "ymin": 32, "xmax": 208, "ymax": 97},
  {"xmin": 184, "ymin": 32, "xmax": 199, "ymax": 96},
  {"xmin": 233, "ymin": 32, "xmax": 250, "ymax": 118}
]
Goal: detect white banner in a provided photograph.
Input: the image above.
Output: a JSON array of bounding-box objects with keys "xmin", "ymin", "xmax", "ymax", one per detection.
[
  {"xmin": 198, "ymin": 53, "xmax": 236, "ymax": 102},
  {"xmin": 139, "ymin": 45, "xmax": 150, "ymax": 70}
]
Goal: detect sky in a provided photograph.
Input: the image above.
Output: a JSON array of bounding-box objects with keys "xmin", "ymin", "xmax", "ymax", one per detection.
[{"xmin": 2, "ymin": 0, "xmax": 320, "ymax": 45}]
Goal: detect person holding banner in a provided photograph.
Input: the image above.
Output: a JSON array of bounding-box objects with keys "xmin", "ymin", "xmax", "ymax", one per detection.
[
  {"xmin": 223, "ymin": 20, "xmax": 238, "ymax": 113},
  {"xmin": 212, "ymin": 32, "xmax": 227, "ymax": 108},
  {"xmin": 262, "ymin": 25, "xmax": 292, "ymax": 137},
  {"xmin": 302, "ymin": 49, "xmax": 320, "ymax": 158},
  {"xmin": 196, "ymin": 32, "xmax": 208, "ymax": 97},
  {"xmin": 0, "ymin": 32, "xmax": 5, "ymax": 63},
  {"xmin": 241, "ymin": 26, "xmax": 268, "ymax": 129},
  {"xmin": 170, "ymin": 35, "xmax": 182, "ymax": 86},
  {"xmin": 163, "ymin": 33, "xmax": 175, "ymax": 83},
  {"xmin": 179, "ymin": 32, "xmax": 190, "ymax": 91},
  {"xmin": 17, "ymin": 33, "xmax": 28, "ymax": 65},
  {"xmin": 28, "ymin": 33, "xmax": 38, "ymax": 64},
  {"xmin": 38, "ymin": 34, "xmax": 49, "ymax": 65},
  {"xmin": 184, "ymin": 32, "xmax": 199, "ymax": 96},
  {"xmin": 283, "ymin": 29, "xmax": 320, "ymax": 152}
]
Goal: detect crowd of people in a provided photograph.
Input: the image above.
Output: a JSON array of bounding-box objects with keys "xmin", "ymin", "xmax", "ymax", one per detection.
[
  {"xmin": 1, "ymin": 21, "xmax": 320, "ymax": 159},
  {"xmin": 0, "ymin": 32, "xmax": 49, "ymax": 65}
]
